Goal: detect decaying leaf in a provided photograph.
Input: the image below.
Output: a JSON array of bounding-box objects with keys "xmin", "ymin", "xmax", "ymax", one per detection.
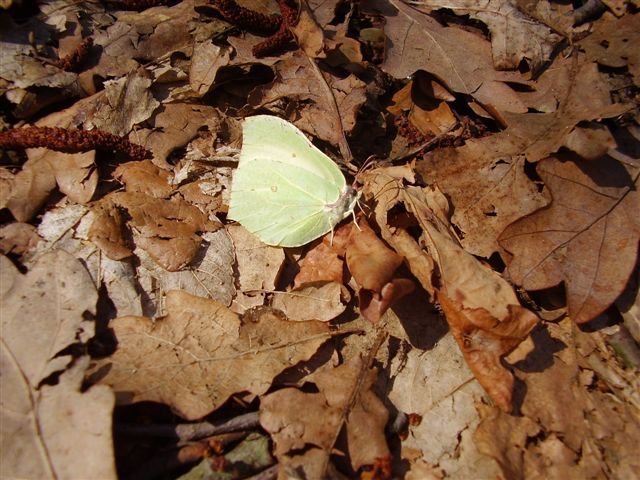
[
  {"xmin": 248, "ymin": 50, "xmax": 366, "ymax": 156},
  {"xmin": 388, "ymin": 334, "xmax": 500, "ymax": 479},
  {"xmin": 91, "ymin": 292, "xmax": 333, "ymax": 420},
  {"xmin": 411, "ymin": 0, "xmax": 562, "ymax": 71},
  {"xmin": 260, "ymin": 355, "xmax": 390, "ymax": 476},
  {"xmin": 364, "ymin": 168, "xmax": 539, "ymax": 411},
  {"xmin": 500, "ymin": 156, "xmax": 640, "ymax": 324},
  {"xmin": 347, "ymin": 219, "xmax": 415, "ymax": 322},
  {"xmin": 475, "ymin": 318, "xmax": 640, "ymax": 479},
  {"xmin": 90, "ymin": 192, "xmax": 220, "ymax": 271},
  {"xmin": 0, "ymin": 251, "xmax": 116, "ymax": 480},
  {"xmin": 229, "ymin": 225, "xmax": 286, "ymax": 311}
]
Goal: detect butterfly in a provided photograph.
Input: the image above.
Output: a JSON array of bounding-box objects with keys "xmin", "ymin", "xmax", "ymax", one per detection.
[{"xmin": 228, "ymin": 116, "xmax": 358, "ymax": 247}]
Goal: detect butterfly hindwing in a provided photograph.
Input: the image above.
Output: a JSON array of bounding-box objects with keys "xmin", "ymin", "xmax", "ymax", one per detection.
[{"xmin": 229, "ymin": 158, "xmax": 342, "ymax": 246}]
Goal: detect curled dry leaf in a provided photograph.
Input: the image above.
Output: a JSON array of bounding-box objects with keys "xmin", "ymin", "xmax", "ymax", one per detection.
[
  {"xmin": 260, "ymin": 355, "xmax": 390, "ymax": 477},
  {"xmin": 346, "ymin": 219, "xmax": 415, "ymax": 322},
  {"xmin": 294, "ymin": 239, "xmax": 346, "ymax": 287},
  {"xmin": 363, "ymin": 168, "xmax": 539, "ymax": 412},
  {"xmin": 406, "ymin": 185, "xmax": 539, "ymax": 412},
  {"xmin": 0, "ymin": 222, "xmax": 40, "ymax": 256},
  {"xmin": 89, "ymin": 192, "xmax": 220, "ymax": 271},
  {"xmin": 91, "ymin": 293, "xmax": 333, "ymax": 420},
  {"xmin": 500, "ymin": 156, "xmax": 640, "ymax": 324},
  {"xmin": 113, "ymin": 160, "xmax": 173, "ymax": 198}
]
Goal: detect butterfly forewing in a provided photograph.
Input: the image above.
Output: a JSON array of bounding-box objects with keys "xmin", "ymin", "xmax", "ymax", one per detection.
[
  {"xmin": 240, "ymin": 116, "xmax": 347, "ymax": 189},
  {"xmin": 228, "ymin": 116, "xmax": 355, "ymax": 247}
]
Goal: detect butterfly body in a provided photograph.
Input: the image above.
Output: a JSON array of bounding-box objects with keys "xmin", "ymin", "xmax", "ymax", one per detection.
[{"xmin": 228, "ymin": 116, "xmax": 357, "ymax": 247}]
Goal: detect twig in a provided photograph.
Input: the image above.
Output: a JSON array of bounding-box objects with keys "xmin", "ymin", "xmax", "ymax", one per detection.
[{"xmin": 115, "ymin": 411, "xmax": 261, "ymax": 443}]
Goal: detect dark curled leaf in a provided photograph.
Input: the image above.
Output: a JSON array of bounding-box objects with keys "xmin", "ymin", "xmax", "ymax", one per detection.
[
  {"xmin": 212, "ymin": 0, "xmax": 281, "ymax": 35},
  {"xmin": 54, "ymin": 37, "xmax": 93, "ymax": 72}
]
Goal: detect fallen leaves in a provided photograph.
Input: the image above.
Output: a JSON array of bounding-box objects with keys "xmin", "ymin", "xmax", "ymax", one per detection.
[
  {"xmin": 500, "ymin": 156, "xmax": 640, "ymax": 324},
  {"xmin": 2, "ymin": 0, "xmax": 639, "ymax": 477},
  {"xmin": 260, "ymin": 355, "xmax": 390, "ymax": 477},
  {"xmin": 0, "ymin": 251, "xmax": 116, "ymax": 480},
  {"xmin": 91, "ymin": 291, "xmax": 334, "ymax": 420},
  {"xmin": 412, "ymin": 0, "xmax": 562, "ymax": 71}
]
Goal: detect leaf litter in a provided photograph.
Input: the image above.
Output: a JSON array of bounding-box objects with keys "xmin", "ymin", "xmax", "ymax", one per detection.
[{"xmin": 0, "ymin": 0, "xmax": 639, "ymax": 479}]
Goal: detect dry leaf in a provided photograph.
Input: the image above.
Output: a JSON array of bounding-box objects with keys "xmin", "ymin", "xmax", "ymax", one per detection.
[
  {"xmin": 229, "ymin": 225, "xmax": 285, "ymax": 311},
  {"xmin": 417, "ymin": 140, "xmax": 547, "ymax": 258},
  {"xmin": 248, "ymin": 50, "xmax": 366, "ymax": 154},
  {"xmin": 364, "ymin": 169, "xmax": 538, "ymax": 411},
  {"xmin": 88, "ymin": 200, "xmax": 132, "ymax": 261},
  {"xmin": 291, "ymin": 0, "xmax": 325, "ymax": 58},
  {"xmin": 405, "ymin": 185, "xmax": 539, "ymax": 411},
  {"xmin": 563, "ymin": 123, "xmax": 616, "ymax": 161},
  {"xmin": 50, "ymin": 150, "xmax": 98, "ymax": 204},
  {"xmin": 0, "ymin": 250, "xmax": 97, "ymax": 381},
  {"xmin": 363, "ymin": 0, "xmax": 527, "ymax": 117},
  {"xmin": 0, "ymin": 222, "xmax": 40, "ymax": 256},
  {"xmin": 134, "ymin": 104, "xmax": 222, "ymax": 169},
  {"xmin": 260, "ymin": 355, "xmax": 390, "ymax": 476},
  {"xmin": 346, "ymin": 219, "xmax": 415, "ymax": 322},
  {"xmin": 134, "ymin": 229, "xmax": 236, "ymax": 316},
  {"xmin": 579, "ymin": 12, "xmax": 640, "ymax": 82},
  {"xmin": 388, "ymin": 335, "xmax": 500, "ymax": 479},
  {"xmin": 92, "ymin": 294, "xmax": 332, "ymax": 420},
  {"xmin": 295, "ymin": 238, "xmax": 346, "ymax": 287},
  {"xmin": 0, "ymin": 251, "xmax": 116, "ymax": 479},
  {"xmin": 3, "ymin": 153, "xmax": 57, "ymax": 222},
  {"xmin": 475, "ymin": 318, "xmax": 640, "ymax": 479},
  {"xmin": 189, "ymin": 41, "xmax": 232, "ymax": 96},
  {"xmin": 271, "ymin": 282, "xmax": 350, "ymax": 322},
  {"xmin": 114, "ymin": 160, "xmax": 173, "ymax": 198},
  {"xmin": 93, "ymin": 191, "xmax": 220, "ymax": 271},
  {"xmin": 346, "ymin": 219, "xmax": 404, "ymax": 292},
  {"xmin": 412, "ymin": 0, "xmax": 561, "ymax": 71},
  {"xmin": 500, "ymin": 156, "xmax": 640, "ymax": 324},
  {"xmin": 91, "ymin": 68, "xmax": 160, "ymax": 137},
  {"xmin": 500, "ymin": 60, "xmax": 631, "ymax": 162}
]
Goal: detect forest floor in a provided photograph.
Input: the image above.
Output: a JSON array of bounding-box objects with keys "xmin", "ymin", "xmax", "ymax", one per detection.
[{"xmin": 0, "ymin": 0, "xmax": 639, "ymax": 479}]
